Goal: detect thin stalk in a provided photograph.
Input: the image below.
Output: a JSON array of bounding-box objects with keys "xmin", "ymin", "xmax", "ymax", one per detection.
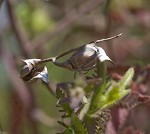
[
  {"xmin": 36, "ymin": 45, "xmax": 83, "ymax": 65},
  {"xmin": 95, "ymin": 33, "xmax": 122, "ymax": 44},
  {"xmin": 36, "ymin": 33, "xmax": 122, "ymax": 66},
  {"xmin": 87, "ymin": 62, "xmax": 107, "ymax": 115}
]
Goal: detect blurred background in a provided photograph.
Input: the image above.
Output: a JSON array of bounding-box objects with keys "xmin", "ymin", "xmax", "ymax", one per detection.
[{"xmin": 0, "ymin": 0, "xmax": 150, "ymax": 134}]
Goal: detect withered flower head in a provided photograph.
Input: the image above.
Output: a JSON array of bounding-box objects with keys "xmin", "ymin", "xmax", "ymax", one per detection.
[
  {"xmin": 96, "ymin": 46, "xmax": 114, "ymax": 64},
  {"xmin": 20, "ymin": 59, "xmax": 49, "ymax": 84},
  {"xmin": 52, "ymin": 43, "xmax": 114, "ymax": 72}
]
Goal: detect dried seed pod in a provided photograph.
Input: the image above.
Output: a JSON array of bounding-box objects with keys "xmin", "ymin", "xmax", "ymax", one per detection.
[
  {"xmin": 52, "ymin": 33, "xmax": 122, "ymax": 72},
  {"xmin": 68, "ymin": 43, "xmax": 97, "ymax": 71},
  {"xmin": 20, "ymin": 59, "xmax": 49, "ymax": 84},
  {"xmin": 53, "ymin": 43, "xmax": 113, "ymax": 72},
  {"xmin": 96, "ymin": 46, "xmax": 114, "ymax": 64},
  {"xmin": 20, "ymin": 59, "xmax": 41, "ymax": 78},
  {"xmin": 31, "ymin": 66, "xmax": 49, "ymax": 84}
]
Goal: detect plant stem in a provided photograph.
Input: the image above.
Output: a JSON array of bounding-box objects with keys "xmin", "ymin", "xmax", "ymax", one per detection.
[
  {"xmin": 87, "ymin": 62, "xmax": 107, "ymax": 115},
  {"xmin": 95, "ymin": 33, "xmax": 122, "ymax": 44},
  {"xmin": 36, "ymin": 45, "xmax": 82, "ymax": 65}
]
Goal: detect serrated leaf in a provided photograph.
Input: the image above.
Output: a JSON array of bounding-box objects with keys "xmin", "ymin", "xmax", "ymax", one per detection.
[
  {"xmin": 62, "ymin": 103, "xmax": 73, "ymax": 117},
  {"xmin": 57, "ymin": 127, "xmax": 74, "ymax": 134},
  {"xmin": 99, "ymin": 68, "xmax": 134, "ymax": 109},
  {"xmin": 71, "ymin": 113, "xmax": 87, "ymax": 134},
  {"xmin": 106, "ymin": 85, "xmax": 120, "ymax": 100},
  {"xmin": 88, "ymin": 68, "xmax": 134, "ymax": 115},
  {"xmin": 57, "ymin": 121, "xmax": 69, "ymax": 128},
  {"xmin": 100, "ymin": 86, "xmax": 130, "ymax": 109},
  {"xmin": 56, "ymin": 87, "xmax": 65, "ymax": 99},
  {"xmin": 57, "ymin": 121, "xmax": 74, "ymax": 134},
  {"xmin": 57, "ymin": 98, "xmax": 73, "ymax": 119}
]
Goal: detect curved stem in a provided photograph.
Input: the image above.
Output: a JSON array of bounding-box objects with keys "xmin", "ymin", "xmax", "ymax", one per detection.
[{"xmin": 36, "ymin": 45, "xmax": 83, "ymax": 65}]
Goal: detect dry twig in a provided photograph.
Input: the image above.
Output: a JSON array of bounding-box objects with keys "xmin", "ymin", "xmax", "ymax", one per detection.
[{"xmin": 6, "ymin": 0, "xmax": 31, "ymax": 57}]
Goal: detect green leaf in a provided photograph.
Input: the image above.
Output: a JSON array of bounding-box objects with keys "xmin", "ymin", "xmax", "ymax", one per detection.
[
  {"xmin": 88, "ymin": 67, "xmax": 134, "ymax": 115},
  {"xmin": 57, "ymin": 100, "xmax": 73, "ymax": 119},
  {"xmin": 88, "ymin": 63, "xmax": 107, "ymax": 115},
  {"xmin": 57, "ymin": 121, "xmax": 69, "ymax": 128},
  {"xmin": 56, "ymin": 87, "xmax": 65, "ymax": 99},
  {"xmin": 56, "ymin": 127, "xmax": 74, "ymax": 134},
  {"xmin": 62, "ymin": 103, "xmax": 73, "ymax": 117},
  {"xmin": 100, "ymin": 85, "xmax": 130, "ymax": 109},
  {"xmin": 106, "ymin": 85, "xmax": 120, "ymax": 101},
  {"xmin": 71, "ymin": 113, "xmax": 88, "ymax": 134},
  {"xmin": 62, "ymin": 128, "xmax": 74, "ymax": 134},
  {"xmin": 98, "ymin": 68, "xmax": 134, "ymax": 110}
]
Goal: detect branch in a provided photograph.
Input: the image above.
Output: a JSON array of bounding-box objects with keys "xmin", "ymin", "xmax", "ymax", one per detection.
[
  {"xmin": 6, "ymin": 0, "xmax": 31, "ymax": 58},
  {"xmin": 31, "ymin": 0, "xmax": 104, "ymax": 51}
]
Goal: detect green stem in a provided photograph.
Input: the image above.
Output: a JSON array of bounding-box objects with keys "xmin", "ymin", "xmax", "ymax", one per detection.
[
  {"xmin": 87, "ymin": 62, "xmax": 107, "ymax": 115},
  {"xmin": 100, "ymin": 62, "xmax": 107, "ymax": 90}
]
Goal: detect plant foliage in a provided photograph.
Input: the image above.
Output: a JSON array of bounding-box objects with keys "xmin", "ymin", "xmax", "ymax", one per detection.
[{"xmin": 20, "ymin": 36, "xmax": 136, "ymax": 134}]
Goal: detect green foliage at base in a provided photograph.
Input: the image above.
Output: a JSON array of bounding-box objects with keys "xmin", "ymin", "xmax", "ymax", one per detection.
[{"xmin": 56, "ymin": 66, "xmax": 134, "ymax": 134}]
